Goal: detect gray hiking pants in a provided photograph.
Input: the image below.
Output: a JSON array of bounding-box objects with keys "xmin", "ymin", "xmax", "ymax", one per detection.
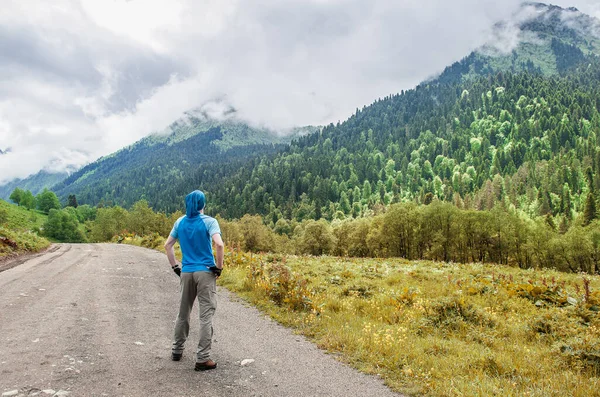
[{"xmin": 172, "ymin": 271, "xmax": 217, "ymax": 362}]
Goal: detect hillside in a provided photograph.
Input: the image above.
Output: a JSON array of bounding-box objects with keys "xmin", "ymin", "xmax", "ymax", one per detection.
[
  {"xmin": 51, "ymin": 113, "xmax": 318, "ymax": 212},
  {"xmin": 0, "ymin": 200, "xmax": 49, "ymax": 257},
  {"xmin": 436, "ymin": 2, "xmax": 600, "ymax": 83},
  {"xmin": 0, "ymin": 170, "xmax": 69, "ymax": 201}
]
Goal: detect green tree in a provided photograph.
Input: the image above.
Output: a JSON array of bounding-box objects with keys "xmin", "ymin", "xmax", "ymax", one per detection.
[
  {"xmin": 36, "ymin": 189, "xmax": 61, "ymax": 214},
  {"xmin": 43, "ymin": 209, "xmax": 85, "ymax": 242},
  {"xmin": 362, "ymin": 180, "xmax": 372, "ymax": 201},
  {"xmin": 67, "ymin": 194, "xmax": 78, "ymax": 208},
  {"xmin": 76, "ymin": 205, "xmax": 97, "ymax": 222},
  {"xmin": 20, "ymin": 191, "xmax": 36, "ymax": 210},
  {"xmin": 339, "ymin": 191, "xmax": 351, "ymax": 214},
  {"xmin": 127, "ymin": 200, "xmax": 158, "ymax": 236},
  {"xmin": 89, "ymin": 206, "xmax": 129, "ymax": 242},
  {"xmin": 296, "ymin": 219, "xmax": 335, "ymax": 256},
  {"xmin": 423, "ymin": 192, "xmax": 434, "ymax": 205},
  {"xmin": 583, "ymin": 192, "xmax": 597, "ymax": 226},
  {"xmin": 238, "ymin": 214, "xmax": 273, "ymax": 252},
  {"xmin": 9, "ymin": 188, "xmax": 24, "ymax": 205},
  {"xmin": 274, "ymin": 218, "xmax": 292, "ymax": 236}
]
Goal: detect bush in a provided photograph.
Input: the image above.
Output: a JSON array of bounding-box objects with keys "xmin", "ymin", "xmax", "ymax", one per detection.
[
  {"xmin": 295, "ymin": 219, "xmax": 335, "ymax": 256},
  {"xmin": 36, "ymin": 189, "xmax": 61, "ymax": 214},
  {"xmin": 238, "ymin": 215, "xmax": 274, "ymax": 252},
  {"xmin": 43, "ymin": 209, "xmax": 85, "ymax": 242},
  {"xmin": 424, "ymin": 296, "xmax": 495, "ymax": 330},
  {"xmin": 0, "ymin": 226, "xmax": 50, "ymax": 255}
]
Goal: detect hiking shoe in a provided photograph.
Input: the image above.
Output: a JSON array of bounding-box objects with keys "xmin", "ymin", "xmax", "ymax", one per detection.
[
  {"xmin": 171, "ymin": 352, "xmax": 182, "ymax": 361},
  {"xmin": 195, "ymin": 360, "xmax": 217, "ymax": 371}
]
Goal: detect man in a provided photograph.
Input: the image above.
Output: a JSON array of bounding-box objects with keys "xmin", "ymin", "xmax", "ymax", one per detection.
[{"xmin": 164, "ymin": 190, "xmax": 224, "ymax": 371}]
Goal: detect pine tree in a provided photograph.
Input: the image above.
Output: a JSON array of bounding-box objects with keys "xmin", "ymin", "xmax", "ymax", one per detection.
[
  {"xmin": 67, "ymin": 194, "xmax": 78, "ymax": 208},
  {"xmin": 583, "ymin": 192, "xmax": 596, "ymax": 226}
]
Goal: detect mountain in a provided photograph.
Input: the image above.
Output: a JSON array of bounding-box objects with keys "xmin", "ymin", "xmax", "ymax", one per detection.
[
  {"xmin": 52, "ymin": 112, "xmax": 318, "ymax": 212},
  {"xmin": 190, "ymin": 60, "xmax": 600, "ymax": 222},
  {"xmin": 0, "ymin": 170, "xmax": 70, "ymax": 201},
  {"xmin": 162, "ymin": 3, "xmax": 600, "ymax": 221},
  {"xmin": 49, "ymin": 3, "xmax": 600, "ymax": 225},
  {"xmin": 436, "ymin": 3, "xmax": 600, "ymax": 84}
]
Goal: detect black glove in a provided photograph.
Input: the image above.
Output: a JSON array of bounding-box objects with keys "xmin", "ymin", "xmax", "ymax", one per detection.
[
  {"xmin": 172, "ymin": 266, "xmax": 181, "ymax": 277},
  {"xmin": 210, "ymin": 267, "xmax": 222, "ymax": 277}
]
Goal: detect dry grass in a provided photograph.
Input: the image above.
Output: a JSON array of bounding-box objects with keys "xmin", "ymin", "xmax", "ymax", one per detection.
[
  {"xmin": 220, "ymin": 251, "xmax": 600, "ymax": 396},
  {"xmin": 122, "ymin": 234, "xmax": 600, "ymax": 396}
]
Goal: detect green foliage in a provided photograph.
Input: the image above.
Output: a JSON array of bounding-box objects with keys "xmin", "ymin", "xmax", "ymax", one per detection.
[
  {"xmin": 43, "ymin": 209, "xmax": 85, "ymax": 242},
  {"xmin": 584, "ymin": 192, "xmax": 597, "ymax": 226},
  {"xmin": 45, "ymin": 43, "xmax": 600, "ymax": 229},
  {"xmin": 126, "ymin": 200, "xmax": 171, "ymax": 237},
  {"xmin": 0, "ymin": 226, "xmax": 50, "ymax": 256},
  {"xmin": 86, "ymin": 201, "xmax": 180, "ymax": 243},
  {"xmin": 106, "ymin": 58, "xmax": 600, "ymax": 225},
  {"xmin": 237, "ymin": 214, "xmax": 274, "ymax": 252},
  {"xmin": 67, "ymin": 194, "xmax": 78, "ymax": 208},
  {"xmin": 75, "ymin": 204, "xmax": 97, "ymax": 222},
  {"xmin": 0, "ymin": 199, "xmax": 47, "ymax": 231},
  {"xmin": 8, "ymin": 188, "xmax": 35, "ymax": 209},
  {"xmin": 89, "ymin": 206, "xmax": 129, "ymax": 242},
  {"xmin": 0, "ymin": 206, "xmax": 7, "ymax": 225},
  {"xmin": 9, "ymin": 188, "xmax": 23, "ymax": 205},
  {"xmin": 295, "ymin": 219, "xmax": 335, "ymax": 256},
  {"xmin": 20, "ymin": 190, "xmax": 35, "ymax": 210},
  {"xmin": 0, "ymin": 199, "xmax": 49, "ymax": 256},
  {"xmin": 36, "ymin": 188, "xmax": 61, "ymax": 214},
  {"xmin": 52, "ymin": 120, "xmax": 312, "ymax": 212},
  {"xmin": 89, "ymin": 197, "xmax": 600, "ymax": 274}
]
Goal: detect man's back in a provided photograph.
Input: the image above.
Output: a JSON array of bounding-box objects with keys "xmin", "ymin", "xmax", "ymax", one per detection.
[{"xmin": 171, "ymin": 214, "xmax": 220, "ymax": 272}]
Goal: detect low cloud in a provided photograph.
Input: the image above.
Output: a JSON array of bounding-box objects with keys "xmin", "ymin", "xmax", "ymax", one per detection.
[{"xmin": 0, "ymin": 0, "xmax": 597, "ymax": 184}]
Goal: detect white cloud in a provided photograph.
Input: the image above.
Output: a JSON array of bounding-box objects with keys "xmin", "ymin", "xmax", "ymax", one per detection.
[{"xmin": 0, "ymin": 0, "xmax": 597, "ymax": 184}]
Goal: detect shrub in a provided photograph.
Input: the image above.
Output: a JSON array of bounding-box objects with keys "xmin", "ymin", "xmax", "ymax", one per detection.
[{"xmin": 424, "ymin": 296, "xmax": 495, "ymax": 330}]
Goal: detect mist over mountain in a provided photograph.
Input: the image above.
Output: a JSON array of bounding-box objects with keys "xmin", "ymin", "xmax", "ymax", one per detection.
[
  {"xmin": 436, "ymin": 2, "xmax": 600, "ymax": 83},
  {"xmin": 49, "ymin": 112, "xmax": 318, "ymax": 211}
]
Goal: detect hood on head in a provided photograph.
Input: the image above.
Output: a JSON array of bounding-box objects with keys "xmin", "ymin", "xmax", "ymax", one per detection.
[{"xmin": 185, "ymin": 190, "xmax": 206, "ymax": 218}]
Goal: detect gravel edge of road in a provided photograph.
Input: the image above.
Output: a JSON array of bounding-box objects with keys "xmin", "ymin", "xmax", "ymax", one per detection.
[{"xmin": 0, "ymin": 244, "xmax": 59, "ymax": 273}]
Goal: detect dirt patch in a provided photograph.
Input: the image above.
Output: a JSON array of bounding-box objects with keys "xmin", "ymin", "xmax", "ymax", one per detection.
[{"xmin": 0, "ymin": 244, "xmax": 58, "ymax": 273}]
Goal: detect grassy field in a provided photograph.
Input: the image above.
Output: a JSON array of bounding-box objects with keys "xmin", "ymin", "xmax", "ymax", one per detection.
[
  {"xmin": 121, "ymin": 234, "xmax": 600, "ymax": 396},
  {"xmin": 0, "ymin": 199, "xmax": 50, "ymax": 257}
]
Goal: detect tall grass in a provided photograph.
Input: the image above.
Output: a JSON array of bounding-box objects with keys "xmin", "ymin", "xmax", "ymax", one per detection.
[
  {"xmin": 220, "ymin": 251, "xmax": 600, "ymax": 396},
  {"xmin": 121, "ymin": 234, "xmax": 600, "ymax": 396}
]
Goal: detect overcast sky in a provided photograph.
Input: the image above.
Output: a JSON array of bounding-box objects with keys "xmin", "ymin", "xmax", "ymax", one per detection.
[{"xmin": 1, "ymin": 0, "xmax": 599, "ymax": 184}]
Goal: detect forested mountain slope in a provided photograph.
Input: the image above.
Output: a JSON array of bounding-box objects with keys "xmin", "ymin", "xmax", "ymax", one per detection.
[
  {"xmin": 195, "ymin": 61, "xmax": 600, "ymax": 224},
  {"xmin": 0, "ymin": 171, "xmax": 69, "ymax": 201},
  {"xmin": 51, "ymin": 114, "xmax": 317, "ymax": 211}
]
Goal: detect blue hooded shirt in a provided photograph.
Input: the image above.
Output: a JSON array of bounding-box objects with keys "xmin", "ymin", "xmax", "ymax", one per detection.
[{"xmin": 169, "ymin": 190, "xmax": 221, "ymax": 273}]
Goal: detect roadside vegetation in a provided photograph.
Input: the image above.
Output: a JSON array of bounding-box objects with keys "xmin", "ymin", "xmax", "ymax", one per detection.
[
  {"xmin": 116, "ymin": 231, "xmax": 600, "ymax": 396},
  {"xmin": 5, "ymin": 188, "xmax": 600, "ymax": 395},
  {"xmin": 220, "ymin": 251, "xmax": 600, "ymax": 396},
  {"xmin": 0, "ymin": 199, "xmax": 49, "ymax": 258},
  {"xmin": 86, "ymin": 201, "xmax": 600, "ymax": 396}
]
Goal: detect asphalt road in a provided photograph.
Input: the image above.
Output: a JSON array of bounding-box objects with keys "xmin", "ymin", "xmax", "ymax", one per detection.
[{"xmin": 0, "ymin": 244, "xmax": 402, "ymax": 397}]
